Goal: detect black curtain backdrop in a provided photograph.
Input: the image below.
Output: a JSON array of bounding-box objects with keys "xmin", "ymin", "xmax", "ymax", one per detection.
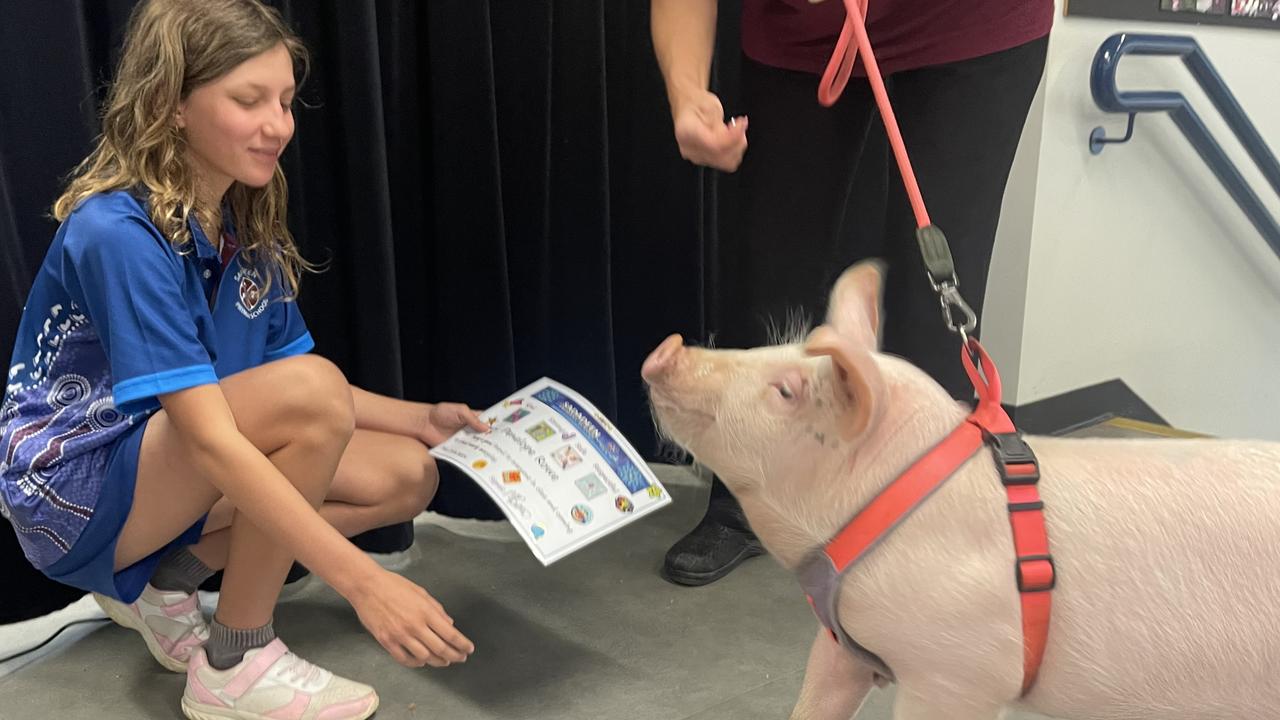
[{"xmin": 0, "ymin": 0, "xmax": 748, "ymax": 625}]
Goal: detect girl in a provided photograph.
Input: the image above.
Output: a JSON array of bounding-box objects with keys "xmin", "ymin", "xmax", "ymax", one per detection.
[{"xmin": 0, "ymin": 1, "xmax": 480, "ymax": 718}]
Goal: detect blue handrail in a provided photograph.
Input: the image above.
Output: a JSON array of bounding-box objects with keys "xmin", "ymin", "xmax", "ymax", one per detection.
[{"xmin": 1090, "ymin": 33, "xmax": 1280, "ymax": 254}]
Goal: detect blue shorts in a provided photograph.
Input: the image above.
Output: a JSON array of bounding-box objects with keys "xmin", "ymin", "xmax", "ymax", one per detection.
[{"xmin": 42, "ymin": 417, "xmax": 207, "ymax": 603}]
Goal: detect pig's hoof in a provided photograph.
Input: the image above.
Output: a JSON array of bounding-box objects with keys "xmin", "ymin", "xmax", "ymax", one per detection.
[{"xmin": 661, "ymin": 521, "xmax": 765, "ymax": 586}]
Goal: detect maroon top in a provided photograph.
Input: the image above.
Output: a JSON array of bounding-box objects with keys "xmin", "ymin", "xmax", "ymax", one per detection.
[{"xmin": 741, "ymin": 0, "xmax": 1054, "ymax": 76}]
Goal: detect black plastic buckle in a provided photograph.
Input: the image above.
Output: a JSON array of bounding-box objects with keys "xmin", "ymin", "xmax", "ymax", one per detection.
[
  {"xmin": 1016, "ymin": 554, "xmax": 1056, "ymax": 593},
  {"xmin": 987, "ymin": 432, "xmax": 1040, "ymax": 485}
]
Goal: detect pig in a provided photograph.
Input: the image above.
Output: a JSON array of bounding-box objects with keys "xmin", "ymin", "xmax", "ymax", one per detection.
[{"xmin": 642, "ymin": 260, "xmax": 1280, "ymax": 720}]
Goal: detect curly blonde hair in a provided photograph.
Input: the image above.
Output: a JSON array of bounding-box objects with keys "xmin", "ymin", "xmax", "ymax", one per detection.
[{"xmin": 53, "ymin": 0, "xmax": 313, "ymax": 297}]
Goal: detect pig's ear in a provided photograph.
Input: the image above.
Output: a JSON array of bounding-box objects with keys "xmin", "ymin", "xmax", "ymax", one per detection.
[
  {"xmin": 804, "ymin": 325, "xmax": 885, "ymax": 441},
  {"xmin": 824, "ymin": 260, "xmax": 884, "ymax": 349}
]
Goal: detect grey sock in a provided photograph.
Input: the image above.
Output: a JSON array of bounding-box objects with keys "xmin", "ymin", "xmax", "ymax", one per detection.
[
  {"xmin": 206, "ymin": 618, "xmax": 276, "ymax": 670},
  {"xmin": 149, "ymin": 546, "xmax": 215, "ymax": 594}
]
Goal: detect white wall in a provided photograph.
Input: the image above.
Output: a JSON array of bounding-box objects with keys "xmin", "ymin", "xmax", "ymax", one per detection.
[{"xmin": 985, "ymin": 1, "xmax": 1280, "ymax": 440}]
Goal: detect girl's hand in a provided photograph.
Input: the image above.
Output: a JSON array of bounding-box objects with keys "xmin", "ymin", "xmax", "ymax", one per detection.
[
  {"xmin": 418, "ymin": 402, "xmax": 490, "ymax": 446},
  {"xmin": 350, "ymin": 569, "xmax": 475, "ymax": 668}
]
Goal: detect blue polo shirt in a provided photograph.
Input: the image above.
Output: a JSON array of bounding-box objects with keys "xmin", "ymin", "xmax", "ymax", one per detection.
[{"xmin": 0, "ymin": 190, "xmax": 313, "ymax": 571}]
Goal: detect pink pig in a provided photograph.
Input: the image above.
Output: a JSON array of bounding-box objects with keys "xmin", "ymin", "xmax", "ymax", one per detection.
[{"xmin": 642, "ymin": 261, "xmax": 1280, "ymax": 720}]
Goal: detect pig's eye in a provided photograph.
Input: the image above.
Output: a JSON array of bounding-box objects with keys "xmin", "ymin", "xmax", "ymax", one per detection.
[{"xmin": 771, "ymin": 372, "xmax": 805, "ymax": 404}]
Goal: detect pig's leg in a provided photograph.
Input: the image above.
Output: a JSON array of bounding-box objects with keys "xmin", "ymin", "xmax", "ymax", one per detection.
[
  {"xmin": 788, "ymin": 627, "xmax": 877, "ymax": 720},
  {"xmin": 891, "ymin": 686, "xmax": 1005, "ymax": 720}
]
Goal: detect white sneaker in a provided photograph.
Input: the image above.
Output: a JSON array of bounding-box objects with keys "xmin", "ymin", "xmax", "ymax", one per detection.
[
  {"xmin": 182, "ymin": 639, "xmax": 379, "ymax": 720},
  {"xmin": 94, "ymin": 584, "xmax": 209, "ymax": 672}
]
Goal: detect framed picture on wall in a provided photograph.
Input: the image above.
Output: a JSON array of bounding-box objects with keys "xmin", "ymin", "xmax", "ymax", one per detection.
[{"xmin": 1066, "ymin": 0, "xmax": 1280, "ymax": 28}]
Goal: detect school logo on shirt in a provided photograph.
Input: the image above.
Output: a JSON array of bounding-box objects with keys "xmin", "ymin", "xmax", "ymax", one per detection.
[{"xmin": 233, "ymin": 267, "xmax": 267, "ymax": 320}]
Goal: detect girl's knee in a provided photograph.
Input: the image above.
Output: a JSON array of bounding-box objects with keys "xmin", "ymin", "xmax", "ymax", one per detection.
[
  {"xmin": 270, "ymin": 354, "xmax": 355, "ymax": 442},
  {"xmin": 389, "ymin": 445, "xmax": 439, "ymax": 521}
]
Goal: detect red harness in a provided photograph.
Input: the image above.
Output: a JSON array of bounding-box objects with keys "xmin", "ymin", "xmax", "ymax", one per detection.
[
  {"xmin": 801, "ymin": 341, "xmax": 1053, "ymax": 695},
  {"xmin": 803, "ymin": 0, "xmax": 1055, "ymax": 694}
]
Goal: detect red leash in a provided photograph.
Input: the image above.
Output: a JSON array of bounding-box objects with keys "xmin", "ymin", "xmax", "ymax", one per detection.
[
  {"xmin": 820, "ymin": 0, "xmax": 978, "ymax": 348},
  {"xmin": 819, "ymin": 0, "xmax": 928, "ymax": 228},
  {"xmin": 810, "ymin": 0, "xmax": 1054, "ymax": 696}
]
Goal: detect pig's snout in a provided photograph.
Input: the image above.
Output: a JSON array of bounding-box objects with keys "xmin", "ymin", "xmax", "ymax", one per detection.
[
  {"xmin": 643, "ymin": 333, "xmax": 723, "ymax": 450},
  {"xmin": 642, "ymin": 334, "xmax": 684, "ymax": 384}
]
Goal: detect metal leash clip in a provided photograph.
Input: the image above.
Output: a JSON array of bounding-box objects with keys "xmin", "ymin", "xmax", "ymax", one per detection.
[
  {"xmin": 936, "ymin": 282, "xmax": 977, "ymax": 337},
  {"xmin": 917, "ymin": 224, "xmax": 977, "ymax": 339}
]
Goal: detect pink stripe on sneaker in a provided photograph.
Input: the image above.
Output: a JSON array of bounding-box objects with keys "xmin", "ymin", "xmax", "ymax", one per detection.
[
  {"xmin": 266, "ymin": 691, "xmax": 311, "ymax": 719},
  {"xmin": 162, "ymin": 593, "xmax": 200, "ymax": 617},
  {"xmin": 187, "ymin": 652, "xmax": 230, "ymax": 709},
  {"xmin": 222, "ymin": 639, "xmax": 290, "ymax": 699},
  {"xmin": 316, "ymin": 694, "xmax": 377, "ymax": 720},
  {"xmin": 188, "ymin": 678, "xmax": 228, "ymax": 709}
]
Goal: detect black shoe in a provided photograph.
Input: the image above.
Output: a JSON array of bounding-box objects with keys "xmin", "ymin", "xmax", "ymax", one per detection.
[{"xmin": 661, "ymin": 498, "xmax": 764, "ymax": 587}]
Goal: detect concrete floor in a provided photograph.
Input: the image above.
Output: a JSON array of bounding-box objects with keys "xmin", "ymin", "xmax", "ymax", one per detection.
[{"xmin": 0, "ymin": 461, "xmax": 1081, "ymax": 720}]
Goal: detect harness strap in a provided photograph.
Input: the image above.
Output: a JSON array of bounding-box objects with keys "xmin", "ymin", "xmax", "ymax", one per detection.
[
  {"xmin": 805, "ymin": 340, "xmax": 1053, "ymax": 696},
  {"xmin": 961, "ymin": 340, "xmax": 1053, "ymax": 694},
  {"xmin": 824, "ymin": 422, "xmax": 984, "ymax": 574}
]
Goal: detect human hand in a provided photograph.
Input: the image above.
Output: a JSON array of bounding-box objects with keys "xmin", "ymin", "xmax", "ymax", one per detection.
[
  {"xmin": 672, "ymin": 89, "xmax": 748, "ymax": 172},
  {"xmin": 418, "ymin": 402, "xmax": 490, "ymax": 446},
  {"xmin": 350, "ymin": 569, "xmax": 475, "ymax": 668}
]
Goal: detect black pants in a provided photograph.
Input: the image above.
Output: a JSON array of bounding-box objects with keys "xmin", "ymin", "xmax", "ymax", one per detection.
[{"xmin": 718, "ymin": 35, "xmax": 1049, "ymax": 400}]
